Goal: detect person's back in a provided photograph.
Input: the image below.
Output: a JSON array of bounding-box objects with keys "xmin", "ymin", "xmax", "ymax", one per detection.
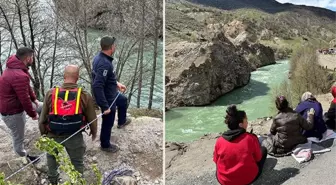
[
  {"xmin": 39, "ymin": 65, "xmax": 97, "ymax": 185},
  {"xmin": 214, "ymin": 132, "xmax": 261, "ymax": 185},
  {"xmin": 214, "ymin": 105, "xmax": 267, "ymax": 185},
  {"xmin": 295, "ymin": 95, "xmax": 326, "ymax": 139},
  {"xmin": 324, "ymin": 86, "xmax": 336, "ymax": 129},
  {"xmin": 262, "ymin": 96, "xmax": 314, "ymax": 155},
  {"xmin": 272, "ymin": 110, "xmax": 309, "ymax": 152}
]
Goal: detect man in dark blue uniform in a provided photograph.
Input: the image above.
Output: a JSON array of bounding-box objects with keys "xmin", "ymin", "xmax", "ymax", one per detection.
[{"xmin": 92, "ymin": 36, "xmax": 129, "ymax": 152}]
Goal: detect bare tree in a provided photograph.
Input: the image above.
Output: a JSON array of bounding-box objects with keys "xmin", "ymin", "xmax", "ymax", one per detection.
[
  {"xmin": 0, "ymin": 2, "xmax": 18, "ymax": 49},
  {"xmin": 50, "ymin": 17, "xmax": 59, "ymax": 88},
  {"xmin": 136, "ymin": 0, "xmax": 146, "ymax": 108},
  {"xmin": 148, "ymin": 0, "xmax": 162, "ymax": 109}
]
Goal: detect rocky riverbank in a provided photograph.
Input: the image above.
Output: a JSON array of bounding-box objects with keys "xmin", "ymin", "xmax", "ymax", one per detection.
[{"xmin": 0, "ymin": 114, "xmax": 163, "ymax": 185}]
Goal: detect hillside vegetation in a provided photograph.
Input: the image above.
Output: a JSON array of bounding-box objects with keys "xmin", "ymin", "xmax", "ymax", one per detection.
[{"xmin": 166, "ymin": 0, "xmax": 336, "ymax": 59}]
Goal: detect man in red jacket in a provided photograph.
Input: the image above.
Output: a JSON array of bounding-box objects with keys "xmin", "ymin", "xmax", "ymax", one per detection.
[{"xmin": 0, "ymin": 47, "xmax": 42, "ymax": 162}]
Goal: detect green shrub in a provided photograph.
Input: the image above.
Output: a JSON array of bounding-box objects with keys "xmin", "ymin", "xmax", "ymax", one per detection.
[{"xmin": 270, "ymin": 45, "xmax": 333, "ymax": 114}]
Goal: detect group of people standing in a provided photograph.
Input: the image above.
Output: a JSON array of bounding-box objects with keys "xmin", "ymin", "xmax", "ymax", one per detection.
[
  {"xmin": 213, "ymin": 89, "xmax": 336, "ymax": 185},
  {"xmin": 0, "ymin": 36, "xmax": 131, "ymax": 184}
]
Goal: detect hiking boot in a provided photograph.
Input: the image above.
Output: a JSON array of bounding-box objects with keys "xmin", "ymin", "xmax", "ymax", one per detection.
[
  {"xmin": 117, "ymin": 117, "xmax": 132, "ymax": 129},
  {"xmin": 27, "ymin": 155, "xmax": 41, "ymax": 164},
  {"xmin": 101, "ymin": 144, "xmax": 119, "ymax": 153}
]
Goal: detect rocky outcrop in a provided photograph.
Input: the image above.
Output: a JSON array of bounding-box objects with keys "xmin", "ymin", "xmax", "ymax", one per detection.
[
  {"xmin": 224, "ymin": 21, "xmax": 276, "ymax": 69},
  {"xmin": 234, "ymin": 34, "xmax": 276, "ymax": 69},
  {"xmin": 0, "ymin": 115, "xmax": 163, "ymax": 185},
  {"xmin": 207, "ymin": 21, "xmax": 276, "ymax": 69},
  {"xmin": 165, "ymin": 32, "xmax": 252, "ymax": 108}
]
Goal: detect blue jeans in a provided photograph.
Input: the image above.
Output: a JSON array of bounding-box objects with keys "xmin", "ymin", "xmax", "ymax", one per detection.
[{"xmin": 116, "ymin": 93, "xmax": 128, "ymax": 126}]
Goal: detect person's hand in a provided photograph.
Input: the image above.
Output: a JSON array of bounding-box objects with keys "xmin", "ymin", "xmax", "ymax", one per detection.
[
  {"xmin": 32, "ymin": 114, "xmax": 39, "ymax": 120},
  {"xmin": 103, "ymin": 109, "xmax": 111, "ymax": 115},
  {"xmin": 308, "ymin": 108, "xmax": 315, "ymax": 116},
  {"xmin": 117, "ymin": 82, "xmax": 127, "ymax": 93},
  {"xmin": 34, "ymin": 100, "xmax": 39, "ymax": 108}
]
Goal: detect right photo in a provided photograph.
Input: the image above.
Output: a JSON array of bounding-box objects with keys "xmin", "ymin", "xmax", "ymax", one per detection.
[{"xmin": 165, "ymin": 0, "xmax": 336, "ymax": 185}]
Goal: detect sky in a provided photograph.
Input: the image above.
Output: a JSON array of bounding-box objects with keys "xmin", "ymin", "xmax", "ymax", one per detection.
[{"xmin": 276, "ymin": 0, "xmax": 336, "ymax": 11}]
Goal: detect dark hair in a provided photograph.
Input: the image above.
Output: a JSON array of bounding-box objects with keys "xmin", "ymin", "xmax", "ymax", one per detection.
[
  {"xmin": 16, "ymin": 47, "xmax": 34, "ymax": 60},
  {"xmin": 100, "ymin": 36, "xmax": 116, "ymax": 50},
  {"xmin": 275, "ymin": 95, "xmax": 289, "ymax": 112},
  {"xmin": 224, "ymin": 105, "xmax": 247, "ymax": 130}
]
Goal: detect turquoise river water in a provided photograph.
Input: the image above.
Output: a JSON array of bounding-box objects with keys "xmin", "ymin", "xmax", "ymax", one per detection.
[{"xmin": 165, "ymin": 60, "xmax": 289, "ymax": 142}]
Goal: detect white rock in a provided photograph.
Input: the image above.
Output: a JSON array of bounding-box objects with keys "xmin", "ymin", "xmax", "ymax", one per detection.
[
  {"xmin": 112, "ymin": 176, "xmax": 136, "ymax": 185},
  {"xmin": 41, "ymin": 179, "xmax": 47, "ymax": 184}
]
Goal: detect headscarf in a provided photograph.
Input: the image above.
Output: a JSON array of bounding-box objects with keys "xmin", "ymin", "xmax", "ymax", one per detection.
[{"xmin": 301, "ymin": 92, "xmax": 315, "ymax": 102}]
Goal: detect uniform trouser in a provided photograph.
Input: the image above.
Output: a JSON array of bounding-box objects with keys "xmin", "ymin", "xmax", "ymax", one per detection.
[
  {"xmin": 100, "ymin": 105, "xmax": 117, "ymax": 148},
  {"xmin": 47, "ymin": 133, "xmax": 86, "ymax": 184},
  {"xmin": 1, "ymin": 102, "xmax": 43, "ymax": 157},
  {"xmin": 116, "ymin": 93, "xmax": 128, "ymax": 126}
]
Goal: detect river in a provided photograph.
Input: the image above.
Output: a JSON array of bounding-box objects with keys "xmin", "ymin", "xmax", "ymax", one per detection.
[{"xmin": 165, "ymin": 60, "xmax": 290, "ymax": 142}]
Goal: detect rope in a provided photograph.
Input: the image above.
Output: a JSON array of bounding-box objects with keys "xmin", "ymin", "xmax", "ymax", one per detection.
[
  {"xmin": 102, "ymin": 168, "xmax": 133, "ymax": 185},
  {"xmin": 4, "ymin": 92, "xmax": 121, "ymax": 181}
]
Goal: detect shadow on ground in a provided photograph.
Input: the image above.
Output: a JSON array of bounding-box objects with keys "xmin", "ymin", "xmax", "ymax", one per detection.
[{"xmin": 253, "ymin": 158, "xmax": 300, "ymax": 185}]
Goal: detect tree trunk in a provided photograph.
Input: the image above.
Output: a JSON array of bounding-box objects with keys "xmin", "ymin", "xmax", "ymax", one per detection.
[
  {"xmin": 117, "ymin": 39, "xmax": 139, "ymax": 81},
  {"xmin": 128, "ymin": 42, "xmax": 141, "ymax": 106},
  {"xmin": 15, "ymin": 0, "xmax": 27, "ymax": 46},
  {"xmin": 26, "ymin": 0, "xmax": 41, "ymax": 99},
  {"xmin": 50, "ymin": 19, "xmax": 59, "ymax": 88},
  {"xmin": 0, "ymin": 5, "xmax": 18, "ymax": 49},
  {"xmin": 0, "ymin": 31, "xmax": 2, "ymax": 75},
  {"xmin": 148, "ymin": 0, "xmax": 160, "ymax": 110},
  {"xmin": 136, "ymin": 0, "xmax": 145, "ymax": 108}
]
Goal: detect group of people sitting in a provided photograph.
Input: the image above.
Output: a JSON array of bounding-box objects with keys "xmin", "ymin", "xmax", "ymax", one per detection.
[{"xmin": 213, "ymin": 87, "xmax": 336, "ymax": 185}]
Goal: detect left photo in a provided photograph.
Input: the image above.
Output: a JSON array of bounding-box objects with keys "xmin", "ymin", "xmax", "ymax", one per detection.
[{"xmin": 0, "ymin": 0, "xmax": 163, "ymax": 184}]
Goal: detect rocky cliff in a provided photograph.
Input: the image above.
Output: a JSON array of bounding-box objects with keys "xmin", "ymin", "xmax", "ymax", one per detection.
[
  {"xmin": 207, "ymin": 20, "xmax": 276, "ymax": 69},
  {"xmin": 165, "ymin": 32, "xmax": 252, "ymax": 108},
  {"xmin": 0, "ymin": 115, "xmax": 163, "ymax": 185}
]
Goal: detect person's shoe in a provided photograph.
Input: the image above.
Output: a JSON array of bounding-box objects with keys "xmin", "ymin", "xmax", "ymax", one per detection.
[
  {"xmin": 27, "ymin": 155, "xmax": 41, "ymax": 164},
  {"xmin": 101, "ymin": 144, "xmax": 119, "ymax": 153},
  {"xmin": 117, "ymin": 117, "xmax": 132, "ymax": 129}
]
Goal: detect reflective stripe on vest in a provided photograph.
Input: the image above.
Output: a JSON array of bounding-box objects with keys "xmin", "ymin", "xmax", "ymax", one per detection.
[
  {"xmin": 52, "ymin": 87, "xmax": 82, "ymax": 115},
  {"xmin": 54, "ymin": 87, "xmax": 59, "ymax": 115},
  {"xmin": 76, "ymin": 88, "xmax": 82, "ymax": 114}
]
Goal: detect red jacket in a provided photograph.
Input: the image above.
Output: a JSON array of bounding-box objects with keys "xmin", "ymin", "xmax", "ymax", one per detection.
[
  {"xmin": 213, "ymin": 132, "xmax": 262, "ymax": 185},
  {"xmin": 0, "ymin": 55, "xmax": 37, "ymax": 117}
]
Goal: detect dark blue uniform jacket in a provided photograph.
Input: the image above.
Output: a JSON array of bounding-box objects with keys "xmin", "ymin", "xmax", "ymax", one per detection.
[{"xmin": 92, "ymin": 52, "xmax": 118, "ymax": 111}]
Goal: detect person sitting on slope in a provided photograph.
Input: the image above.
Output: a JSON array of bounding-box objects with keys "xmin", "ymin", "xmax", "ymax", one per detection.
[
  {"xmin": 262, "ymin": 96, "xmax": 314, "ymax": 156},
  {"xmin": 295, "ymin": 92, "xmax": 327, "ymax": 139},
  {"xmin": 324, "ymin": 86, "xmax": 336, "ymax": 130},
  {"xmin": 213, "ymin": 105, "xmax": 267, "ymax": 185}
]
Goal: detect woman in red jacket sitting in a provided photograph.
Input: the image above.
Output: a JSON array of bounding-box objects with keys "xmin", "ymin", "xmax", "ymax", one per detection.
[{"xmin": 213, "ymin": 105, "xmax": 267, "ymax": 185}]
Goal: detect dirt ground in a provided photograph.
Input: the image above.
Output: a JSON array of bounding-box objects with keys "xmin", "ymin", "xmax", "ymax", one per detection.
[
  {"xmin": 0, "ymin": 116, "xmax": 163, "ymax": 185},
  {"xmin": 318, "ymin": 54, "xmax": 336, "ymax": 70}
]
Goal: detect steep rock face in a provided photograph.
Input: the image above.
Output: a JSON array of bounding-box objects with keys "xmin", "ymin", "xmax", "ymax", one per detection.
[
  {"xmin": 235, "ymin": 38, "xmax": 276, "ymax": 69},
  {"xmin": 226, "ymin": 22, "xmax": 276, "ymax": 69},
  {"xmin": 165, "ymin": 32, "xmax": 252, "ymax": 108},
  {"xmin": 207, "ymin": 21, "xmax": 276, "ymax": 69}
]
